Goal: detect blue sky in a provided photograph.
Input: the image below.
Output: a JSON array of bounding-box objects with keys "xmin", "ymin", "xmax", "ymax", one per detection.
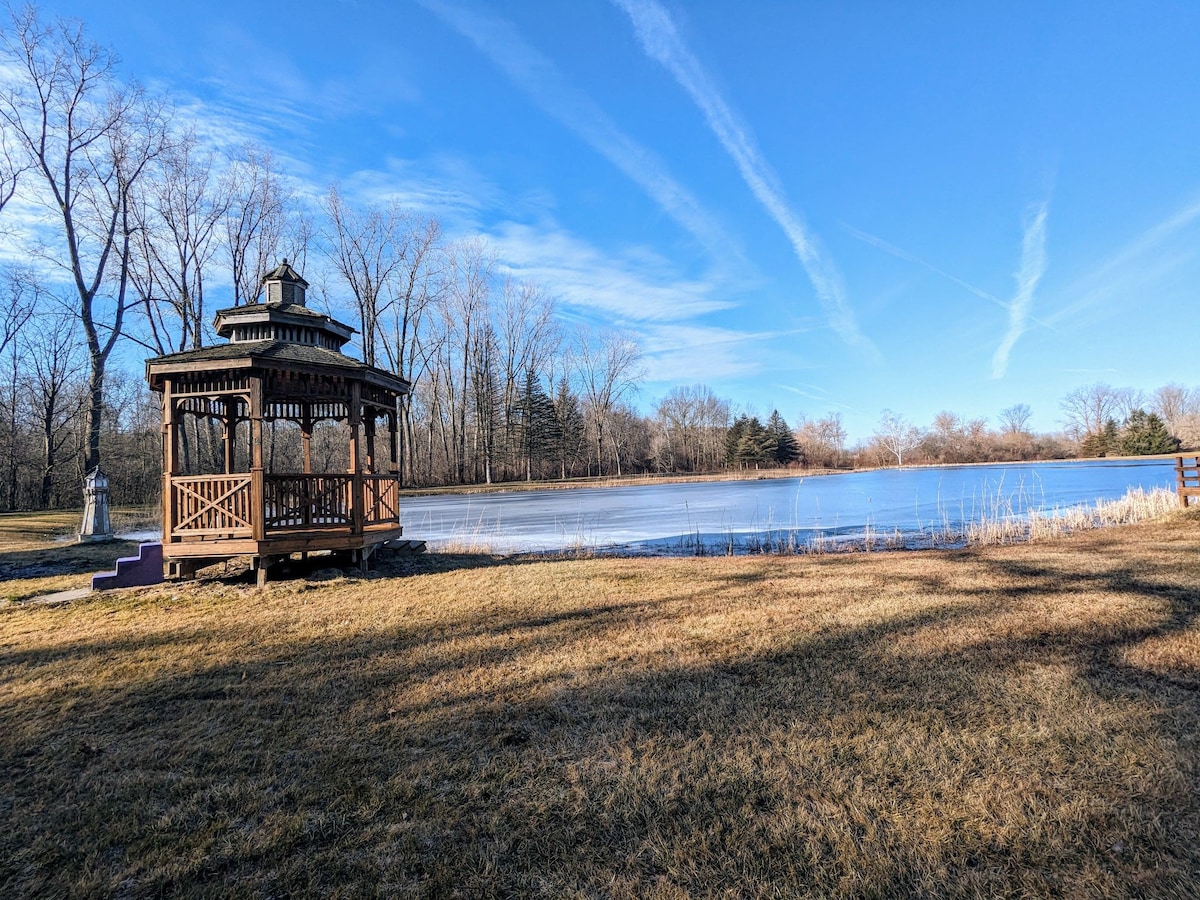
[{"xmin": 13, "ymin": 0, "xmax": 1200, "ymax": 441}]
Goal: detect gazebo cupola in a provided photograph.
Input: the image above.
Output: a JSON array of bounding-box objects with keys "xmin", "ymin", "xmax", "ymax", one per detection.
[
  {"xmin": 146, "ymin": 261, "xmax": 411, "ymax": 585},
  {"xmin": 217, "ymin": 261, "xmax": 353, "ymax": 352}
]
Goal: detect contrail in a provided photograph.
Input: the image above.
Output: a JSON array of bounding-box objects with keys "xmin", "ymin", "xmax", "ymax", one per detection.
[
  {"xmin": 843, "ymin": 222, "xmax": 1060, "ymax": 334},
  {"xmin": 842, "ymin": 224, "xmax": 1008, "ymax": 309},
  {"xmin": 992, "ymin": 202, "xmax": 1048, "ymax": 379},
  {"xmin": 416, "ymin": 0, "xmax": 730, "ymax": 255},
  {"xmin": 614, "ymin": 0, "xmax": 874, "ymax": 354}
]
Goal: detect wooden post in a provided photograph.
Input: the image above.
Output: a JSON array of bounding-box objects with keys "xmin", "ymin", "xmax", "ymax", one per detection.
[
  {"xmin": 365, "ymin": 415, "xmax": 377, "ymax": 475},
  {"xmin": 388, "ymin": 409, "xmax": 399, "ymax": 475},
  {"xmin": 162, "ymin": 380, "xmax": 177, "ymax": 544},
  {"xmin": 349, "ymin": 381, "xmax": 363, "ymax": 536},
  {"xmin": 1176, "ymin": 455, "xmax": 1199, "ymax": 508},
  {"xmin": 223, "ymin": 397, "xmax": 236, "ymax": 475},
  {"xmin": 302, "ymin": 405, "xmax": 313, "ymax": 475},
  {"xmin": 250, "ymin": 375, "xmax": 265, "ymax": 542}
]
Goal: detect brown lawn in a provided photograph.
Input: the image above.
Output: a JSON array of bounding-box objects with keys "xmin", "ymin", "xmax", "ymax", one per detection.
[{"xmin": 2, "ymin": 512, "xmax": 1199, "ymax": 897}]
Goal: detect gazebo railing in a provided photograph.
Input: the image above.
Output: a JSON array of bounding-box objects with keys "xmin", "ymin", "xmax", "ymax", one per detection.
[
  {"xmin": 167, "ymin": 472, "xmax": 402, "ymax": 538},
  {"xmin": 171, "ymin": 474, "xmax": 254, "ymax": 536},
  {"xmin": 264, "ymin": 474, "xmax": 352, "ymax": 528},
  {"xmin": 364, "ymin": 474, "xmax": 401, "ymax": 526}
]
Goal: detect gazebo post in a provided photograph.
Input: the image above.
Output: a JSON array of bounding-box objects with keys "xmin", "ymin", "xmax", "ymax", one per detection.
[
  {"xmin": 302, "ymin": 406, "xmax": 313, "ymax": 475},
  {"xmin": 222, "ymin": 397, "xmax": 237, "ymax": 475},
  {"xmin": 162, "ymin": 380, "xmax": 178, "ymax": 547},
  {"xmin": 349, "ymin": 381, "xmax": 363, "ymax": 539},
  {"xmin": 388, "ymin": 410, "xmax": 399, "ymax": 476},
  {"xmin": 365, "ymin": 416, "xmax": 377, "ymax": 475},
  {"xmin": 249, "ymin": 374, "xmax": 265, "ymax": 546}
]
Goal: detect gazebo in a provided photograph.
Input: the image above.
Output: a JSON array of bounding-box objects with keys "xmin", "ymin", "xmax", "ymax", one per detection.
[{"xmin": 146, "ymin": 262, "xmax": 410, "ymax": 585}]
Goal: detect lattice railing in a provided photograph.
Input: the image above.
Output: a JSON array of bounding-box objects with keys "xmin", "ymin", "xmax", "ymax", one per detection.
[
  {"xmin": 264, "ymin": 474, "xmax": 352, "ymax": 529},
  {"xmin": 171, "ymin": 475, "xmax": 253, "ymax": 536},
  {"xmin": 364, "ymin": 475, "xmax": 401, "ymax": 526}
]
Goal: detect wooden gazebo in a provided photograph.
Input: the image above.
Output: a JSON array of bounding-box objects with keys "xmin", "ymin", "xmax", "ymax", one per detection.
[{"xmin": 146, "ymin": 262, "xmax": 410, "ymax": 585}]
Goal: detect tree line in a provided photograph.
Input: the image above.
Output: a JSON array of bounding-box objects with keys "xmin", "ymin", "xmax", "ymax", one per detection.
[{"xmin": 0, "ymin": 8, "xmax": 1194, "ymax": 513}]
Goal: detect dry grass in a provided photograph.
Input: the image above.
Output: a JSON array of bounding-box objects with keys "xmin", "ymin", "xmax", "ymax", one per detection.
[
  {"xmin": 2, "ymin": 512, "xmax": 1200, "ymax": 896},
  {"xmin": 0, "ymin": 508, "xmax": 159, "ymax": 603}
]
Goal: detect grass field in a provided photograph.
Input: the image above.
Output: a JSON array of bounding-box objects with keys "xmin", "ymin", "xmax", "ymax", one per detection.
[{"xmin": 2, "ymin": 511, "xmax": 1199, "ymax": 896}]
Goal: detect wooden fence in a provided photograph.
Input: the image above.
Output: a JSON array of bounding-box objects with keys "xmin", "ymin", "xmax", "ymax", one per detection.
[{"xmin": 1176, "ymin": 456, "xmax": 1200, "ymax": 508}]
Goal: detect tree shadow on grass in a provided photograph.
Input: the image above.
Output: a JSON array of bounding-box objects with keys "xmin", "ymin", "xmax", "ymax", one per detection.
[{"xmin": 2, "ymin": 535, "xmax": 1199, "ymax": 897}]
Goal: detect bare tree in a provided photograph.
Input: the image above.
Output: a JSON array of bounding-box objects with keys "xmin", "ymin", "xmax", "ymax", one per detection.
[
  {"xmin": 999, "ymin": 403, "xmax": 1033, "ymax": 435},
  {"xmin": 0, "ymin": 111, "xmax": 27, "ymax": 225},
  {"xmin": 573, "ymin": 325, "xmax": 643, "ymax": 476},
  {"xmin": 130, "ymin": 129, "xmax": 232, "ymax": 353},
  {"xmin": 875, "ymin": 408, "xmax": 921, "ymax": 467},
  {"xmin": 224, "ymin": 144, "xmax": 287, "ymax": 305},
  {"xmin": 0, "ymin": 268, "xmax": 40, "ymax": 508},
  {"xmin": 380, "ymin": 216, "xmax": 441, "ymax": 484},
  {"xmin": 1151, "ymin": 384, "xmax": 1197, "ymax": 432},
  {"xmin": 0, "ymin": 6, "xmax": 168, "ymax": 472},
  {"xmin": 1059, "ymin": 382, "xmax": 1122, "ymax": 440},
  {"xmin": 322, "ymin": 186, "xmax": 407, "ymax": 367},
  {"xmin": 496, "ymin": 277, "xmax": 558, "ymax": 478},
  {"xmin": 438, "ymin": 238, "xmax": 492, "ymax": 482},
  {"xmin": 23, "ymin": 313, "xmax": 85, "ymax": 507}
]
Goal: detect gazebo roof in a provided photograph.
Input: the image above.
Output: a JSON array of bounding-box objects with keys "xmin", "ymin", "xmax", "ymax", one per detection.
[
  {"xmin": 260, "ymin": 259, "xmax": 309, "ymax": 289},
  {"xmin": 145, "ymin": 260, "xmax": 409, "ymax": 397},
  {"xmin": 146, "ymin": 339, "xmax": 410, "ymax": 394},
  {"xmin": 213, "ymin": 300, "xmax": 356, "ymax": 346}
]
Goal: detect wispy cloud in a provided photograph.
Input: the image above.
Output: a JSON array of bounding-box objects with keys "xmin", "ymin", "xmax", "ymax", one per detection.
[
  {"xmin": 486, "ymin": 221, "xmax": 734, "ymax": 323},
  {"xmin": 641, "ymin": 322, "xmax": 780, "ymax": 382},
  {"xmin": 613, "ymin": 0, "xmax": 873, "ymax": 354},
  {"xmin": 992, "ymin": 202, "xmax": 1048, "ymax": 379},
  {"xmin": 415, "ymin": 0, "xmax": 731, "ymax": 256}
]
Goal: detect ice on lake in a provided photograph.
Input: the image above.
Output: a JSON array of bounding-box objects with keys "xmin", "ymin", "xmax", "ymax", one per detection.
[{"xmin": 400, "ymin": 458, "xmax": 1178, "ymax": 555}]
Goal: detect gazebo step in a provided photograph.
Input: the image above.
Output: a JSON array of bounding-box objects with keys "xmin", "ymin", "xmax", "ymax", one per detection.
[
  {"xmin": 383, "ymin": 539, "xmax": 426, "ymax": 555},
  {"xmin": 93, "ymin": 542, "xmax": 165, "ymax": 591}
]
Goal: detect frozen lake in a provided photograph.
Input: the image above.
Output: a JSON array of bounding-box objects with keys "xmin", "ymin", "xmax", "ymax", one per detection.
[{"xmin": 400, "ymin": 458, "xmax": 1179, "ymax": 555}]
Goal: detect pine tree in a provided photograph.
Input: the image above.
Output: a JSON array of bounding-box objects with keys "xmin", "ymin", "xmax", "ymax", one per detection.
[
  {"xmin": 1081, "ymin": 418, "xmax": 1122, "ymax": 457},
  {"xmin": 552, "ymin": 378, "xmax": 586, "ymax": 480},
  {"xmin": 512, "ymin": 371, "xmax": 561, "ymax": 480},
  {"xmin": 1121, "ymin": 409, "xmax": 1180, "ymax": 456},
  {"xmin": 725, "ymin": 415, "xmax": 749, "ymax": 467},
  {"xmin": 766, "ymin": 410, "xmax": 801, "ymax": 466},
  {"xmin": 733, "ymin": 416, "xmax": 771, "ymax": 468}
]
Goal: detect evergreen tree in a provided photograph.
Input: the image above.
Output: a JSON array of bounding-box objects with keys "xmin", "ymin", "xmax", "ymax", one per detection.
[
  {"xmin": 1080, "ymin": 418, "xmax": 1122, "ymax": 457},
  {"xmin": 725, "ymin": 415, "xmax": 749, "ymax": 466},
  {"xmin": 766, "ymin": 410, "xmax": 801, "ymax": 466},
  {"xmin": 1121, "ymin": 409, "xmax": 1180, "ymax": 456},
  {"xmin": 733, "ymin": 416, "xmax": 771, "ymax": 468},
  {"xmin": 551, "ymin": 378, "xmax": 586, "ymax": 479},
  {"xmin": 512, "ymin": 371, "xmax": 560, "ymax": 480}
]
